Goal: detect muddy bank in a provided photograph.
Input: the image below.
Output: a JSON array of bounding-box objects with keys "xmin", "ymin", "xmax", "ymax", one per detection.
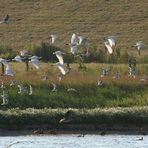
[{"xmin": 0, "ymin": 124, "xmax": 147, "ymax": 136}]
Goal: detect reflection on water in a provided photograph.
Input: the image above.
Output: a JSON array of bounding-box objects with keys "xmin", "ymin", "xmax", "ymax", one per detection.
[{"xmin": 0, "ymin": 134, "xmax": 148, "ymax": 148}]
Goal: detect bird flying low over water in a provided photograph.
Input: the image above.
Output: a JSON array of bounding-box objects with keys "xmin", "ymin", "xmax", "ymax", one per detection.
[
  {"xmin": 0, "ymin": 14, "xmax": 10, "ymax": 24},
  {"xmin": 59, "ymin": 110, "xmax": 74, "ymax": 124}
]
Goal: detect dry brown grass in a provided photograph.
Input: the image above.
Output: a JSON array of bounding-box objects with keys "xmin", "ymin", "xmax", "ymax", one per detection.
[
  {"xmin": 0, "ymin": 0, "xmax": 147, "ymax": 56},
  {"xmin": 1, "ymin": 62, "xmax": 148, "ymax": 86}
]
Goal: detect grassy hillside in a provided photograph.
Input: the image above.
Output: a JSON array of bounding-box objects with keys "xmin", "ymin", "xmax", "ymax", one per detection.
[{"xmin": 0, "ymin": 0, "xmax": 147, "ymax": 56}]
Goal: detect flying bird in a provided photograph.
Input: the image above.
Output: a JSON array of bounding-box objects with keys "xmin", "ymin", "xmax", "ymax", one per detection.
[
  {"xmin": 5, "ymin": 64, "xmax": 14, "ymax": 76},
  {"xmin": 59, "ymin": 110, "xmax": 74, "ymax": 124},
  {"xmin": 107, "ymin": 36, "xmax": 117, "ymax": 47},
  {"xmin": 71, "ymin": 33, "xmax": 78, "ymax": 45},
  {"xmin": 29, "ymin": 56, "xmax": 41, "ymax": 70},
  {"xmin": 17, "ymin": 84, "xmax": 28, "ymax": 94},
  {"xmin": 0, "ymin": 14, "xmax": 10, "ymax": 24},
  {"xmin": 50, "ymin": 33, "xmax": 59, "ymax": 44},
  {"xmin": 104, "ymin": 41, "xmax": 113, "ymax": 54},
  {"xmin": 51, "ymin": 83, "xmax": 57, "ymax": 92},
  {"xmin": 56, "ymin": 62, "xmax": 68, "ymax": 75},
  {"xmin": 133, "ymin": 41, "xmax": 144, "ymax": 56},
  {"xmin": 29, "ymin": 85, "xmax": 33, "ymax": 95},
  {"xmin": 1, "ymin": 88, "xmax": 9, "ymax": 105},
  {"xmin": 10, "ymin": 80, "xmax": 18, "ymax": 86},
  {"xmin": 53, "ymin": 51, "xmax": 65, "ymax": 65},
  {"xmin": 12, "ymin": 55, "xmax": 24, "ymax": 62},
  {"xmin": 0, "ymin": 58, "xmax": 9, "ymax": 65},
  {"xmin": 67, "ymin": 88, "xmax": 77, "ymax": 92}
]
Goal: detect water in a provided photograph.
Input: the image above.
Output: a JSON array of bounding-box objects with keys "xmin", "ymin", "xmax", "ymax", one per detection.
[{"xmin": 0, "ymin": 134, "xmax": 148, "ymax": 148}]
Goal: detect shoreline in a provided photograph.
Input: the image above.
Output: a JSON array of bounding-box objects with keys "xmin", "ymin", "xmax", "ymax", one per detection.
[{"xmin": 0, "ymin": 124, "xmax": 147, "ymax": 136}]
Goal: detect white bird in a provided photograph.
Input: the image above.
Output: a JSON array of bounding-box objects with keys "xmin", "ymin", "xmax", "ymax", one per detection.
[
  {"xmin": 29, "ymin": 58, "xmax": 40, "ymax": 69},
  {"xmin": 56, "ymin": 62, "xmax": 68, "ymax": 75},
  {"xmin": 134, "ymin": 41, "xmax": 144, "ymax": 56},
  {"xmin": 51, "ymin": 83, "xmax": 57, "ymax": 92},
  {"xmin": 29, "ymin": 85, "xmax": 33, "ymax": 95},
  {"xmin": 0, "ymin": 15, "xmax": 10, "ymax": 24},
  {"xmin": 67, "ymin": 88, "xmax": 77, "ymax": 92},
  {"xmin": 12, "ymin": 55, "xmax": 23, "ymax": 62},
  {"xmin": 97, "ymin": 80, "xmax": 103, "ymax": 86},
  {"xmin": 5, "ymin": 64, "xmax": 14, "ymax": 76},
  {"xmin": 0, "ymin": 58, "xmax": 9, "ymax": 65},
  {"xmin": 78, "ymin": 36, "xmax": 88, "ymax": 47},
  {"xmin": 140, "ymin": 75, "xmax": 147, "ymax": 82},
  {"xmin": 53, "ymin": 51, "xmax": 65, "ymax": 65},
  {"xmin": 10, "ymin": 80, "xmax": 18, "ymax": 86},
  {"xmin": 20, "ymin": 50, "xmax": 29, "ymax": 56},
  {"xmin": 17, "ymin": 84, "xmax": 28, "ymax": 94},
  {"xmin": 50, "ymin": 33, "xmax": 59, "ymax": 44},
  {"xmin": 70, "ymin": 45, "xmax": 78, "ymax": 55},
  {"xmin": 107, "ymin": 36, "xmax": 117, "ymax": 47},
  {"xmin": 1, "ymin": 89, "xmax": 9, "ymax": 105},
  {"xmin": 71, "ymin": 33, "xmax": 78, "ymax": 45},
  {"xmin": 104, "ymin": 41, "xmax": 113, "ymax": 54},
  {"xmin": 29, "ymin": 56, "xmax": 41, "ymax": 60}
]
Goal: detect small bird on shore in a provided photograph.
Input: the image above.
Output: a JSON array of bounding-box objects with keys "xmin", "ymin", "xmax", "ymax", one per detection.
[
  {"xmin": 138, "ymin": 137, "xmax": 143, "ymax": 141},
  {"xmin": 77, "ymin": 133, "xmax": 85, "ymax": 137}
]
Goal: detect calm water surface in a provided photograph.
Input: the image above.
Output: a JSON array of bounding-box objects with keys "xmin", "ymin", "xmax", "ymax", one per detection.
[{"xmin": 0, "ymin": 134, "xmax": 148, "ymax": 148}]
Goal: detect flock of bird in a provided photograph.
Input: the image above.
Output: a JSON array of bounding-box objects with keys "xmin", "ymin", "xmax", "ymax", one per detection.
[{"xmin": 0, "ymin": 14, "xmax": 147, "ymax": 106}]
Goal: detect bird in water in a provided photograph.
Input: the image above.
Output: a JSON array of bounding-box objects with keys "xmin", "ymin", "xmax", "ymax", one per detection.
[{"xmin": 77, "ymin": 133, "xmax": 85, "ymax": 137}]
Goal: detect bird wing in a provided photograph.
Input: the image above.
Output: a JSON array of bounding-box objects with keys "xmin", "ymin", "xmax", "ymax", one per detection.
[
  {"xmin": 71, "ymin": 33, "xmax": 78, "ymax": 45},
  {"xmin": 104, "ymin": 42, "xmax": 113, "ymax": 54},
  {"xmin": 30, "ymin": 59, "xmax": 40, "ymax": 69},
  {"xmin": 56, "ymin": 54, "xmax": 64, "ymax": 65},
  {"xmin": 56, "ymin": 63, "xmax": 67, "ymax": 75}
]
